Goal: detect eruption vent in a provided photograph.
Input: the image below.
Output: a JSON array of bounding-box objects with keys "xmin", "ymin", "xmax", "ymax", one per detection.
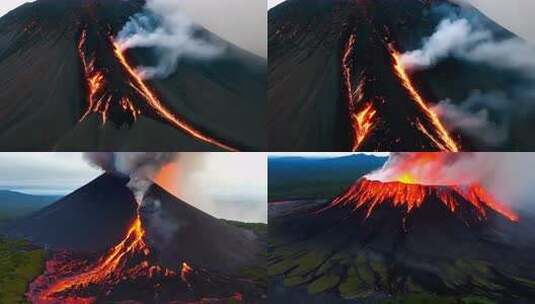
[
  {"xmin": 325, "ymin": 178, "xmax": 518, "ymax": 223},
  {"xmin": 321, "ymin": 153, "xmax": 518, "ymax": 224}
]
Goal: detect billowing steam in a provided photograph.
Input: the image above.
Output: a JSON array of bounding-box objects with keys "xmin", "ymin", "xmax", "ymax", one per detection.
[
  {"xmin": 400, "ymin": 18, "xmax": 535, "ymax": 76},
  {"xmin": 398, "ymin": 9, "xmax": 535, "ymax": 147},
  {"xmin": 84, "ymin": 152, "xmax": 178, "ymax": 204},
  {"xmin": 116, "ymin": 0, "xmax": 223, "ymax": 79},
  {"xmin": 368, "ymin": 152, "xmax": 535, "ymax": 210},
  {"xmin": 431, "ymin": 91, "xmax": 510, "ymax": 146}
]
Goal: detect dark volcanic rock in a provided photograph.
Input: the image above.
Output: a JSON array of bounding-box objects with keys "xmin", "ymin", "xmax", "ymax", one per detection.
[
  {"xmin": 268, "ymin": 0, "xmax": 535, "ymax": 151},
  {"xmin": 4, "ymin": 173, "xmax": 137, "ymax": 252},
  {"xmin": 0, "ymin": 0, "xmax": 266, "ymax": 151},
  {"xmin": 268, "ymin": 193, "xmax": 535, "ymax": 302}
]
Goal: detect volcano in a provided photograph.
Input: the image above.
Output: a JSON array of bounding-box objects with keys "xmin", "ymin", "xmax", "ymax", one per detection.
[
  {"xmin": 0, "ymin": 0, "xmax": 266, "ymax": 151},
  {"xmin": 268, "ymin": 0, "xmax": 534, "ymax": 151},
  {"xmin": 5, "ymin": 173, "xmax": 266, "ymax": 303},
  {"xmin": 321, "ymin": 178, "xmax": 519, "ymax": 224},
  {"xmin": 269, "ymin": 180, "xmax": 535, "ymax": 302}
]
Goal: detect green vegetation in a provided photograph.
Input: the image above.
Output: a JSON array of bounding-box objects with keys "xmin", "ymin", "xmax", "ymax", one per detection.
[
  {"xmin": 0, "ymin": 191, "xmax": 59, "ymax": 224},
  {"xmin": 383, "ymin": 294, "xmax": 497, "ymax": 304},
  {"xmin": 268, "ymin": 156, "xmax": 386, "ymax": 201},
  {"xmin": 0, "ymin": 237, "xmax": 45, "ymax": 304},
  {"xmin": 223, "ymin": 220, "xmax": 267, "ymax": 238},
  {"xmin": 307, "ymin": 274, "xmax": 340, "ymax": 294}
]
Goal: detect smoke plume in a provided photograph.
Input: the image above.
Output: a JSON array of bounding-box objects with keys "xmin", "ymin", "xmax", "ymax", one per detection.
[
  {"xmin": 431, "ymin": 91, "xmax": 511, "ymax": 146},
  {"xmin": 398, "ymin": 9, "xmax": 535, "ymax": 147},
  {"xmin": 368, "ymin": 152, "xmax": 535, "ymax": 210},
  {"xmin": 84, "ymin": 152, "xmax": 178, "ymax": 204},
  {"xmin": 400, "ymin": 18, "xmax": 535, "ymax": 76},
  {"xmin": 116, "ymin": 0, "xmax": 223, "ymax": 79}
]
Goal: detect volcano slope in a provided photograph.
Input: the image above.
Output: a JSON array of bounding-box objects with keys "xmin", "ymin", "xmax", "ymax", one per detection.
[
  {"xmin": 268, "ymin": 0, "xmax": 535, "ymax": 151},
  {"xmin": 268, "ymin": 179, "xmax": 535, "ymax": 303},
  {"xmin": 4, "ymin": 173, "xmax": 266, "ymax": 303},
  {"xmin": 0, "ymin": 0, "xmax": 266, "ymax": 151}
]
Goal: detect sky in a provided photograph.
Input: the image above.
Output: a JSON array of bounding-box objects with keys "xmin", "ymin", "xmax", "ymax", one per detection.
[
  {"xmin": 0, "ymin": 153, "xmax": 267, "ymax": 223},
  {"xmin": 0, "ymin": 0, "xmax": 267, "ymax": 58},
  {"xmin": 267, "ymin": 0, "xmax": 535, "ymax": 43}
]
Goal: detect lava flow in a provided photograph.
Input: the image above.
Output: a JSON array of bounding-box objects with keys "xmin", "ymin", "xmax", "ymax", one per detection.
[
  {"xmin": 325, "ymin": 178, "xmax": 518, "ymax": 222},
  {"xmin": 27, "ymin": 211, "xmax": 187, "ymax": 303},
  {"xmin": 341, "ymin": 34, "xmax": 378, "ymax": 151},
  {"xmin": 320, "ymin": 153, "xmax": 518, "ymax": 223},
  {"xmin": 77, "ymin": 28, "xmax": 237, "ymax": 151},
  {"xmin": 388, "ymin": 44, "xmax": 459, "ymax": 152}
]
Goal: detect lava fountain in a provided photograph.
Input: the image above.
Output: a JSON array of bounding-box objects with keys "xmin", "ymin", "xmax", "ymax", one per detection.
[{"xmin": 320, "ymin": 153, "xmax": 518, "ymax": 223}]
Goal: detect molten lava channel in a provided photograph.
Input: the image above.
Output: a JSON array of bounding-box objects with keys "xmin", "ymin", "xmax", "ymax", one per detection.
[
  {"xmin": 323, "ymin": 178, "xmax": 518, "ymax": 223},
  {"xmin": 77, "ymin": 29, "xmax": 237, "ymax": 151},
  {"xmin": 27, "ymin": 210, "xmax": 193, "ymax": 303},
  {"xmin": 388, "ymin": 44, "xmax": 459, "ymax": 152},
  {"xmin": 342, "ymin": 34, "xmax": 378, "ymax": 151},
  {"xmin": 340, "ymin": 34, "xmax": 459, "ymax": 151}
]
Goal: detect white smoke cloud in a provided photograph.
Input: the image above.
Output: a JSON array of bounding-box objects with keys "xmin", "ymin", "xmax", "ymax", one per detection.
[
  {"xmin": 432, "ymin": 91, "xmax": 510, "ymax": 146},
  {"xmin": 370, "ymin": 153, "xmax": 535, "ymax": 212},
  {"xmin": 401, "ymin": 19, "xmax": 491, "ymax": 68},
  {"xmin": 84, "ymin": 152, "xmax": 178, "ymax": 204},
  {"xmin": 116, "ymin": 0, "xmax": 223, "ymax": 79},
  {"xmin": 400, "ymin": 16, "xmax": 535, "ymax": 146},
  {"xmin": 400, "ymin": 18, "xmax": 535, "ymax": 78}
]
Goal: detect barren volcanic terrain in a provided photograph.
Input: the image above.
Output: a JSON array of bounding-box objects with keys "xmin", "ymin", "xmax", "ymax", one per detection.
[
  {"xmin": 0, "ymin": 0, "xmax": 266, "ymax": 151},
  {"xmin": 269, "ymin": 0, "xmax": 535, "ymax": 151},
  {"xmin": 269, "ymin": 154, "xmax": 535, "ymax": 303},
  {"xmin": 5, "ymin": 173, "xmax": 267, "ymax": 303}
]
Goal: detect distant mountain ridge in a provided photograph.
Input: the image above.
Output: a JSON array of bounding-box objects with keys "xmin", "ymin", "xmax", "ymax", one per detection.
[{"xmin": 0, "ymin": 190, "xmax": 60, "ymax": 221}]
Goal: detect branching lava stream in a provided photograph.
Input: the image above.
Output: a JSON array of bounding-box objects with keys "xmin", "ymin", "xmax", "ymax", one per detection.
[
  {"xmin": 77, "ymin": 28, "xmax": 237, "ymax": 151},
  {"xmin": 26, "ymin": 209, "xmax": 190, "ymax": 303}
]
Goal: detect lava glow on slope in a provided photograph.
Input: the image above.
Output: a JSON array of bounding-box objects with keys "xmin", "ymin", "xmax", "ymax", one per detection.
[
  {"xmin": 388, "ymin": 44, "xmax": 459, "ymax": 152},
  {"xmin": 320, "ymin": 153, "xmax": 518, "ymax": 223},
  {"xmin": 77, "ymin": 29, "xmax": 237, "ymax": 151},
  {"xmin": 341, "ymin": 34, "xmax": 378, "ymax": 151},
  {"xmin": 27, "ymin": 211, "xmax": 190, "ymax": 303},
  {"xmin": 325, "ymin": 178, "xmax": 518, "ymax": 222}
]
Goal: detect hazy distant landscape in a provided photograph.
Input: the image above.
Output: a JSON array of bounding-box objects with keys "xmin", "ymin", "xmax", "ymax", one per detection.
[{"xmin": 268, "ymin": 155, "xmax": 386, "ymax": 202}]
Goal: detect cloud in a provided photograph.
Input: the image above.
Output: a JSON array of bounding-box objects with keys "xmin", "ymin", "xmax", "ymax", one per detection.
[
  {"xmin": 0, "ymin": 153, "xmax": 100, "ymax": 195},
  {"xmin": 116, "ymin": 0, "xmax": 223, "ymax": 79}
]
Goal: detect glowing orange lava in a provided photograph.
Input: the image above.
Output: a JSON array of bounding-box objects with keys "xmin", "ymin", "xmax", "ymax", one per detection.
[
  {"xmin": 389, "ymin": 44, "xmax": 459, "ymax": 152},
  {"xmin": 76, "ymin": 29, "xmax": 237, "ymax": 151},
  {"xmin": 180, "ymin": 262, "xmax": 193, "ymax": 284},
  {"xmin": 352, "ymin": 102, "xmax": 377, "ymax": 150},
  {"xmin": 27, "ymin": 211, "xmax": 180, "ymax": 303},
  {"xmin": 325, "ymin": 178, "xmax": 518, "ymax": 222},
  {"xmin": 342, "ymin": 35, "xmax": 378, "ymax": 151},
  {"xmin": 111, "ymin": 42, "xmax": 237, "ymax": 151}
]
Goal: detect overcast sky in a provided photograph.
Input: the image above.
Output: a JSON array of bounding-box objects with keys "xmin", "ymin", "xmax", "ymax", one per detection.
[
  {"xmin": 0, "ymin": 153, "xmax": 267, "ymax": 223},
  {"xmin": 267, "ymin": 0, "xmax": 535, "ymax": 43},
  {"xmin": 0, "ymin": 0, "xmax": 267, "ymax": 58}
]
